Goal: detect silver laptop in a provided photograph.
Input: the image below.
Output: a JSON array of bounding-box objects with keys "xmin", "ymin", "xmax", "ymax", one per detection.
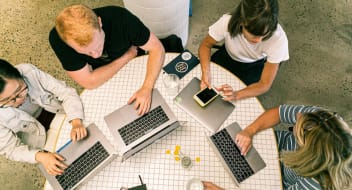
[
  {"xmin": 207, "ymin": 122, "xmax": 266, "ymax": 186},
  {"xmin": 104, "ymin": 88, "xmax": 180, "ymax": 161},
  {"xmin": 174, "ymin": 77, "xmax": 235, "ymax": 133},
  {"xmin": 39, "ymin": 123, "xmax": 117, "ymax": 190}
]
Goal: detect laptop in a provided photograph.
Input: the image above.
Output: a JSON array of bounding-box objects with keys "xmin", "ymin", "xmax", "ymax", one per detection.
[
  {"xmin": 104, "ymin": 88, "xmax": 180, "ymax": 161},
  {"xmin": 38, "ymin": 123, "xmax": 117, "ymax": 190},
  {"xmin": 174, "ymin": 77, "xmax": 235, "ymax": 133},
  {"xmin": 207, "ymin": 122, "xmax": 266, "ymax": 186}
]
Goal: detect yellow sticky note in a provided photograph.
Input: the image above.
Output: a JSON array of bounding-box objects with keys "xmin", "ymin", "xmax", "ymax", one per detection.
[
  {"xmin": 195, "ymin": 157, "xmax": 201, "ymax": 162},
  {"xmin": 174, "ymin": 149, "xmax": 179, "ymax": 155}
]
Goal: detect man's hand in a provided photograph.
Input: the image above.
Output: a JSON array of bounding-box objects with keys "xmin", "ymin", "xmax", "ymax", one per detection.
[
  {"xmin": 127, "ymin": 87, "xmax": 152, "ymax": 115},
  {"xmin": 202, "ymin": 181, "xmax": 224, "ymax": 190},
  {"xmin": 216, "ymin": 84, "xmax": 239, "ymax": 101},
  {"xmin": 235, "ymin": 129, "xmax": 254, "ymax": 156},
  {"xmin": 70, "ymin": 119, "xmax": 87, "ymax": 142},
  {"xmin": 36, "ymin": 151, "xmax": 67, "ymax": 176}
]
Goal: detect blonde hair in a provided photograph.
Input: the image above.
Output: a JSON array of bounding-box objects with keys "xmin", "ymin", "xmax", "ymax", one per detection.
[
  {"xmin": 281, "ymin": 110, "xmax": 352, "ymax": 190},
  {"xmin": 55, "ymin": 4, "xmax": 100, "ymax": 46}
]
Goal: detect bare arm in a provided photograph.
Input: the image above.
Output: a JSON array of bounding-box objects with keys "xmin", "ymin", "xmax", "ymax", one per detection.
[
  {"xmin": 198, "ymin": 34, "xmax": 218, "ymax": 89},
  {"xmin": 218, "ymin": 61, "xmax": 279, "ymax": 101},
  {"xmin": 138, "ymin": 32, "xmax": 165, "ymax": 92},
  {"xmin": 235, "ymin": 61, "xmax": 279, "ymax": 99},
  {"xmin": 67, "ymin": 46, "xmax": 138, "ymax": 89},
  {"xmin": 127, "ymin": 32, "xmax": 165, "ymax": 115},
  {"xmin": 235, "ymin": 107, "xmax": 280, "ymax": 155}
]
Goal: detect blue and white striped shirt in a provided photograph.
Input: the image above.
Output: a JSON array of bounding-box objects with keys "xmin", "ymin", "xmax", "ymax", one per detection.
[{"xmin": 277, "ymin": 104, "xmax": 322, "ymax": 190}]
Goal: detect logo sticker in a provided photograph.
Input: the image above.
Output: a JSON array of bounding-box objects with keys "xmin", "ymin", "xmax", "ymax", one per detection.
[{"xmin": 175, "ymin": 62, "xmax": 188, "ymax": 73}]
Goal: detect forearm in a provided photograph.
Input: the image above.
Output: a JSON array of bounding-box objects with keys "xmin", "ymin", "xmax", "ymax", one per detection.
[
  {"xmin": 142, "ymin": 47, "xmax": 165, "ymax": 89},
  {"xmin": 245, "ymin": 107, "xmax": 280, "ymax": 136},
  {"xmin": 84, "ymin": 58, "xmax": 128, "ymax": 89},
  {"xmin": 235, "ymin": 62, "xmax": 279, "ymax": 100},
  {"xmin": 199, "ymin": 42, "xmax": 212, "ymax": 77},
  {"xmin": 235, "ymin": 81, "xmax": 271, "ymax": 100}
]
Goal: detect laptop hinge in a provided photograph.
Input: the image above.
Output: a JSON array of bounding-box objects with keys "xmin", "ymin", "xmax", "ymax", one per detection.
[{"xmin": 122, "ymin": 121, "xmax": 180, "ymax": 161}]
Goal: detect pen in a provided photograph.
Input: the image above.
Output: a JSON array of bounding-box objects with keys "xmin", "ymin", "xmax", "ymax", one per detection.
[
  {"xmin": 139, "ymin": 175, "xmax": 144, "ymax": 184},
  {"xmin": 56, "ymin": 139, "xmax": 72, "ymax": 153}
]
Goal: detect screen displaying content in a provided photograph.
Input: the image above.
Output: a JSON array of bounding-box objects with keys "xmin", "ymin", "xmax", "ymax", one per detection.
[{"xmin": 194, "ymin": 88, "xmax": 219, "ymax": 107}]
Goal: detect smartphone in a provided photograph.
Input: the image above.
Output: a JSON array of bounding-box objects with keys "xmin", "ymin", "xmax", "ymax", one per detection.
[{"xmin": 193, "ymin": 87, "xmax": 219, "ymax": 107}]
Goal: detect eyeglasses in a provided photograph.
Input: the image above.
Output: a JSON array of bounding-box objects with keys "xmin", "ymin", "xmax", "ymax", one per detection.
[{"xmin": 0, "ymin": 84, "xmax": 28, "ymax": 108}]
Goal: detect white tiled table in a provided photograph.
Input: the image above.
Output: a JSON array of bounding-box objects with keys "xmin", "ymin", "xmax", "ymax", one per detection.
[{"xmin": 44, "ymin": 53, "xmax": 282, "ymax": 190}]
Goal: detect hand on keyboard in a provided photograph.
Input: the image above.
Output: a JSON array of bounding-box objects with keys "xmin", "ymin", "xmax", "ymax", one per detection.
[
  {"xmin": 36, "ymin": 151, "xmax": 67, "ymax": 176},
  {"xmin": 128, "ymin": 87, "xmax": 152, "ymax": 115},
  {"xmin": 235, "ymin": 129, "xmax": 253, "ymax": 156}
]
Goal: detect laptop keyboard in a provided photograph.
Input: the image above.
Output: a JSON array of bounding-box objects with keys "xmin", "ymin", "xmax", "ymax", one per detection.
[
  {"xmin": 56, "ymin": 141, "xmax": 110, "ymax": 190},
  {"xmin": 118, "ymin": 105, "xmax": 170, "ymax": 145},
  {"xmin": 210, "ymin": 129, "xmax": 254, "ymax": 183}
]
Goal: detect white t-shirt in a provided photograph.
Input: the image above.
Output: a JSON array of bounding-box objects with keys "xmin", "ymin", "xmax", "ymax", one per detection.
[{"xmin": 209, "ymin": 14, "xmax": 289, "ymax": 63}]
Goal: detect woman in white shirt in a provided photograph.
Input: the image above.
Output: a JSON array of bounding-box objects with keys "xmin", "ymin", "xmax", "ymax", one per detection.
[
  {"xmin": 199, "ymin": 0, "xmax": 289, "ymax": 101},
  {"xmin": 0, "ymin": 59, "xmax": 87, "ymax": 176}
]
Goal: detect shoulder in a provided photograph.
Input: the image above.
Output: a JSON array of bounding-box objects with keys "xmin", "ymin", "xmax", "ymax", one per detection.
[
  {"xmin": 279, "ymin": 104, "xmax": 321, "ymax": 123},
  {"xmin": 15, "ymin": 63, "xmax": 39, "ymax": 73},
  {"xmin": 216, "ymin": 14, "xmax": 232, "ymax": 25},
  {"xmin": 209, "ymin": 14, "xmax": 232, "ymax": 35},
  {"xmin": 0, "ymin": 107, "xmax": 19, "ymax": 123},
  {"xmin": 49, "ymin": 28, "xmax": 60, "ymax": 43},
  {"xmin": 269, "ymin": 24, "xmax": 288, "ymax": 41},
  {"xmin": 94, "ymin": 6, "xmax": 130, "ymax": 17},
  {"xmin": 279, "ymin": 104, "xmax": 321, "ymax": 113}
]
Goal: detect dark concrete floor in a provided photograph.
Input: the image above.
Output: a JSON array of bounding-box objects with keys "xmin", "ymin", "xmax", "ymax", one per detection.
[{"xmin": 0, "ymin": 0, "xmax": 351, "ymax": 189}]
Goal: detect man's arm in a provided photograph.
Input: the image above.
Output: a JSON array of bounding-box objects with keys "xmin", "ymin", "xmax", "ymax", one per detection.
[
  {"xmin": 219, "ymin": 61, "xmax": 279, "ymax": 101},
  {"xmin": 127, "ymin": 32, "xmax": 165, "ymax": 115},
  {"xmin": 198, "ymin": 34, "xmax": 218, "ymax": 89},
  {"xmin": 235, "ymin": 107, "xmax": 280, "ymax": 155},
  {"xmin": 67, "ymin": 46, "xmax": 138, "ymax": 89},
  {"xmin": 138, "ymin": 32, "xmax": 164, "ymax": 91}
]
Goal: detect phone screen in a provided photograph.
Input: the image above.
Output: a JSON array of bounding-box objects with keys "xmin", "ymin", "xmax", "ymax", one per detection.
[{"xmin": 196, "ymin": 88, "xmax": 218, "ymax": 103}]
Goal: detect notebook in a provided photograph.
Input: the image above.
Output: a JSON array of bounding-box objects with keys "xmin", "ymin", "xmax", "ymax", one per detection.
[
  {"xmin": 104, "ymin": 88, "xmax": 180, "ymax": 161},
  {"xmin": 38, "ymin": 123, "xmax": 117, "ymax": 190},
  {"xmin": 163, "ymin": 49, "xmax": 199, "ymax": 79},
  {"xmin": 174, "ymin": 77, "xmax": 235, "ymax": 133},
  {"xmin": 207, "ymin": 122, "xmax": 266, "ymax": 186}
]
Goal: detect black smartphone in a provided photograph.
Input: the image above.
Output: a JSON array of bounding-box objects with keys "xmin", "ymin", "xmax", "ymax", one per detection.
[{"xmin": 193, "ymin": 87, "xmax": 219, "ymax": 107}]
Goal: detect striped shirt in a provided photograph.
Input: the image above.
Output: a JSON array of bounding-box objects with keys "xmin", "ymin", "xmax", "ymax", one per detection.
[{"xmin": 277, "ymin": 105, "xmax": 322, "ymax": 190}]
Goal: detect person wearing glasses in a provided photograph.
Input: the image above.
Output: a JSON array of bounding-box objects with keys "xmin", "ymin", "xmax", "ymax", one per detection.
[
  {"xmin": 202, "ymin": 104, "xmax": 352, "ymax": 190},
  {"xmin": 199, "ymin": 0, "xmax": 289, "ymax": 101},
  {"xmin": 0, "ymin": 59, "xmax": 87, "ymax": 176}
]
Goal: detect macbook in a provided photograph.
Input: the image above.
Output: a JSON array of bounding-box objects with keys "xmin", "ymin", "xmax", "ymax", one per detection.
[
  {"xmin": 174, "ymin": 77, "xmax": 235, "ymax": 133},
  {"xmin": 207, "ymin": 122, "xmax": 266, "ymax": 186},
  {"xmin": 38, "ymin": 123, "xmax": 117, "ymax": 190},
  {"xmin": 104, "ymin": 88, "xmax": 180, "ymax": 161}
]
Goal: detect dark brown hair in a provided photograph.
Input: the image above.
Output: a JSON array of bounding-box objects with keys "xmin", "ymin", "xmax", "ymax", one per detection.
[
  {"xmin": 228, "ymin": 0, "xmax": 279, "ymax": 40},
  {"xmin": 0, "ymin": 59, "xmax": 22, "ymax": 93}
]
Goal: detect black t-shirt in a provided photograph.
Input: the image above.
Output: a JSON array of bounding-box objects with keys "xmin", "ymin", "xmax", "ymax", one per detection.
[{"xmin": 49, "ymin": 6, "xmax": 150, "ymax": 71}]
